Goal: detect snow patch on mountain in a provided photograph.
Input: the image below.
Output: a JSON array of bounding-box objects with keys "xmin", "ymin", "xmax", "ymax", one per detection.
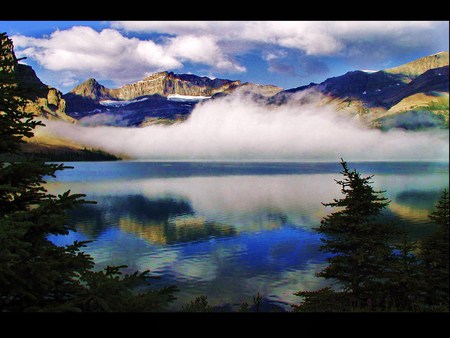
[
  {"xmin": 99, "ymin": 97, "xmax": 149, "ymax": 107},
  {"xmin": 167, "ymin": 94, "xmax": 211, "ymax": 102}
]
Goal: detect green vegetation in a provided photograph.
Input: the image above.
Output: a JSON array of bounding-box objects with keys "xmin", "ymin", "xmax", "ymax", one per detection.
[
  {"xmin": 425, "ymin": 96, "xmax": 450, "ymax": 128},
  {"xmin": 425, "ymin": 96, "xmax": 449, "ymax": 112},
  {"xmin": 376, "ymin": 96, "xmax": 449, "ymax": 131},
  {"xmin": 377, "ymin": 110, "xmax": 447, "ymax": 131}
]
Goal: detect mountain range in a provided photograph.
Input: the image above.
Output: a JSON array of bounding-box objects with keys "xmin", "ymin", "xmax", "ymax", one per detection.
[
  {"xmin": 272, "ymin": 51, "xmax": 449, "ymax": 129},
  {"xmin": 2, "ymin": 33, "xmax": 448, "ymax": 157},
  {"xmin": 62, "ymin": 71, "xmax": 282, "ymax": 127},
  {"xmin": 61, "ymin": 51, "xmax": 449, "ymax": 130}
]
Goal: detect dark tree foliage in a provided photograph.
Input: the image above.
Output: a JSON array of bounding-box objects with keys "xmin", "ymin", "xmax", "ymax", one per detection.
[
  {"xmin": 0, "ymin": 148, "xmax": 121, "ymax": 162},
  {"xmin": 294, "ymin": 160, "xmax": 449, "ymax": 312},
  {"xmin": 419, "ymin": 189, "xmax": 449, "ymax": 311},
  {"xmin": 180, "ymin": 295, "xmax": 213, "ymax": 312},
  {"xmin": 1, "ymin": 32, "xmax": 91, "ymax": 311},
  {"xmin": 313, "ymin": 159, "xmax": 400, "ymax": 309},
  {"xmin": 385, "ymin": 231, "xmax": 425, "ymax": 311},
  {"xmin": 293, "ymin": 287, "xmax": 354, "ymax": 312},
  {"xmin": 0, "ymin": 33, "xmax": 41, "ymax": 154},
  {"xmin": 0, "ymin": 32, "xmax": 177, "ymax": 312}
]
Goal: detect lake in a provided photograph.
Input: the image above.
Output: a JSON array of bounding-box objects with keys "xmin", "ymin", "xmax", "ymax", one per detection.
[{"xmin": 45, "ymin": 161, "xmax": 449, "ymax": 311}]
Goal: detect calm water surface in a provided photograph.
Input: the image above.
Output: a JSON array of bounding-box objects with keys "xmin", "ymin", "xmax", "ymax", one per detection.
[{"xmin": 45, "ymin": 161, "xmax": 449, "ymax": 311}]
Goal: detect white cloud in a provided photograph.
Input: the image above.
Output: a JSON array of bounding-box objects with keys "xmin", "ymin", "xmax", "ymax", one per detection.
[
  {"xmin": 328, "ymin": 21, "xmax": 435, "ymax": 39},
  {"xmin": 11, "ymin": 25, "xmax": 246, "ymax": 85},
  {"xmin": 235, "ymin": 21, "xmax": 344, "ymax": 55},
  {"xmin": 11, "ymin": 21, "xmax": 448, "ymax": 88},
  {"xmin": 166, "ymin": 34, "xmax": 245, "ymax": 72},
  {"xmin": 12, "ymin": 26, "xmax": 182, "ymax": 85},
  {"xmin": 112, "ymin": 20, "xmax": 447, "ymax": 56},
  {"xmin": 111, "ymin": 21, "xmax": 238, "ymax": 36},
  {"xmin": 113, "ymin": 21, "xmax": 345, "ymax": 55},
  {"xmin": 39, "ymin": 90, "xmax": 450, "ymax": 162},
  {"xmin": 263, "ymin": 50, "xmax": 288, "ymax": 61},
  {"xmin": 56, "ymin": 71, "xmax": 79, "ymax": 89}
]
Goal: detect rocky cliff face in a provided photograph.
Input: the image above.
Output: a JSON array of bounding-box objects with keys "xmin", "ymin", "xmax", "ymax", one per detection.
[
  {"xmin": 66, "ymin": 71, "xmax": 242, "ymax": 103},
  {"xmin": 63, "ymin": 71, "xmax": 244, "ymax": 125},
  {"xmin": 1, "ymin": 34, "xmax": 73, "ymax": 122},
  {"xmin": 15, "ymin": 64, "xmax": 74, "ymax": 122},
  {"xmin": 1, "ymin": 33, "xmax": 73, "ymax": 123},
  {"xmin": 0, "ymin": 33, "xmax": 101, "ymax": 158},
  {"xmin": 111, "ymin": 71, "xmax": 242, "ymax": 100}
]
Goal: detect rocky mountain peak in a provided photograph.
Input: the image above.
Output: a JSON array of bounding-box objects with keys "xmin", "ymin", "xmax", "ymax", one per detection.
[
  {"xmin": 85, "ymin": 77, "xmax": 100, "ymax": 86},
  {"xmin": 141, "ymin": 71, "xmax": 169, "ymax": 82},
  {"xmin": 70, "ymin": 78, "xmax": 111, "ymax": 100}
]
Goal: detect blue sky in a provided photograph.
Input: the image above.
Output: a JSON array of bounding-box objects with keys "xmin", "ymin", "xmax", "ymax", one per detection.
[{"xmin": 1, "ymin": 21, "xmax": 448, "ymax": 93}]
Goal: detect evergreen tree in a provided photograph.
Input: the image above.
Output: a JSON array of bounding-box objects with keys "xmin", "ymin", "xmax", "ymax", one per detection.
[
  {"xmin": 386, "ymin": 231, "xmax": 424, "ymax": 311},
  {"xmin": 1, "ymin": 32, "xmax": 90, "ymax": 311},
  {"xmin": 419, "ymin": 189, "xmax": 449, "ymax": 311},
  {"xmin": 292, "ymin": 287, "xmax": 353, "ymax": 312},
  {"xmin": 0, "ymin": 32, "xmax": 177, "ymax": 312},
  {"xmin": 0, "ymin": 33, "xmax": 40, "ymax": 154},
  {"xmin": 315, "ymin": 159, "xmax": 399, "ymax": 309}
]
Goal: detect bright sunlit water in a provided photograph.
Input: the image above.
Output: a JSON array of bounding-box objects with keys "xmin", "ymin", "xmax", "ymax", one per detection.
[{"xmin": 45, "ymin": 161, "xmax": 449, "ymax": 311}]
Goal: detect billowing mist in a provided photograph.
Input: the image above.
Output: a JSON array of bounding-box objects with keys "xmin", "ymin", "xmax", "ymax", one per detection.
[{"xmin": 39, "ymin": 91, "xmax": 449, "ymax": 161}]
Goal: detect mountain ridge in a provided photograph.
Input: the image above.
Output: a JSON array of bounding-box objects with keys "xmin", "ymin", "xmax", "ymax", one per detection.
[
  {"xmin": 5, "ymin": 30, "xmax": 448, "ymax": 131},
  {"xmin": 272, "ymin": 51, "xmax": 449, "ymax": 129},
  {"xmin": 4, "ymin": 29, "xmax": 446, "ymax": 159},
  {"xmin": 62, "ymin": 71, "xmax": 283, "ymax": 126},
  {"xmin": 384, "ymin": 51, "xmax": 449, "ymax": 81},
  {"xmin": 65, "ymin": 71, "xmax": 242, "ymax": 102}
]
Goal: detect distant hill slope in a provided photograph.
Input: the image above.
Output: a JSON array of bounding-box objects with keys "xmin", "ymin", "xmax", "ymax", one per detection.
[
  {"xmin": 384, "ymin": 51, "xmax": 449, "ymax": 80},
  {"xmin": 383, "ymin": 66, "xmax": 448, "ymax": 107},
  {"xmin": 272, "ymin": 51, "xmax": 449, "ymax": 130}
]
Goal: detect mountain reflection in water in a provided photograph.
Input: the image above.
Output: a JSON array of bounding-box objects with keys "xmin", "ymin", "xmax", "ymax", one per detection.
[{"xmin": 45, "ymin": 161, "xmax": 449, "ymax": 310}]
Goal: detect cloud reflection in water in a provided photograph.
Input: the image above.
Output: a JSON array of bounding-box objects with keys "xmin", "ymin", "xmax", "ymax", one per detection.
[{"xmin": 45, "ymin": 161, "xmax": 448, "ymax": 309}]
